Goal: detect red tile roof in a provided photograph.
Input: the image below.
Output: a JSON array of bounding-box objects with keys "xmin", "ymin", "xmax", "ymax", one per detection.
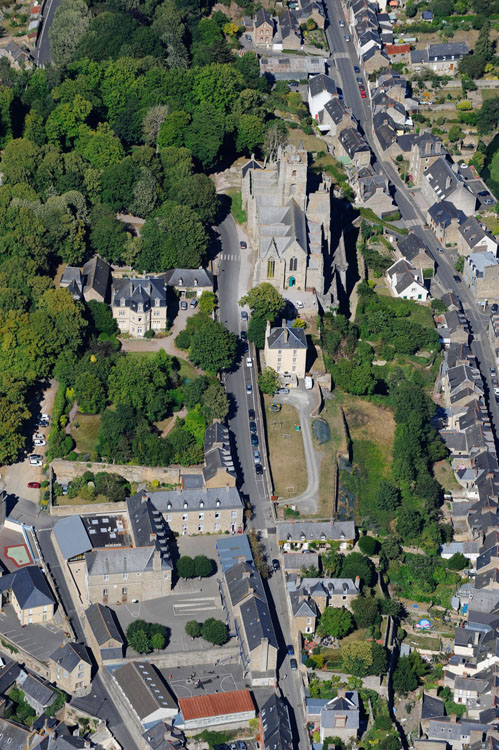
[
  {"xmin": 385, "ymin": 43, "xmax": 410, "ymax": 55},
  {"xmin": 179, "ymin": 690, "xmax": 255, "ymax": 720}
]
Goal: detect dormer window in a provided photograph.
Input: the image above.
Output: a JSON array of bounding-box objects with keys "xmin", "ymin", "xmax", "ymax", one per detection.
[
  {"xmin": 200, "ymin": 500, "xmax": 204, "ymax": 508},
  {"xmin": 216, "ymin": 499, "xmax": 221, "ymax": 507},
  {"xmin": 167, "ymin": 502, "xmax": 172, "ymax": 510},
  {"xmin": 120, "ymin": 298, "xmax": 125, "ymax": 307},
  {"xmin": 178, "ymin": 277, "xmax": 183, "ymax": 286},
  {"xmin": 155, "ymin": 298, "xmax": 160, "ymax": 306},
  {"xmin": 183, "ymin": 501, "xmax": 188, "ymax": 509},
  {"xmin": 193, "ymin": 278, "xmax": 198, "ymax": 286},
  {"xmin": 138, "ymin": 303, "xmax": 143, "ymax": 312}
]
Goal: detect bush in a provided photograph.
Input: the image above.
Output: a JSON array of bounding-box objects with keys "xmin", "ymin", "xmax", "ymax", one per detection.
[
  {"xmin": 175, "ymin": 330, "xmax": 191, "ymax": 349},
  {"xmin": 358, "ymin": 535, "xmax": 380, "ymax": 556}
]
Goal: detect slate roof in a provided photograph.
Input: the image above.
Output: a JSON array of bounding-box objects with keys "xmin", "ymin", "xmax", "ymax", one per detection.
[
  {"xmin": 0, "ymin": 565, "xmax": 56, "ymax": 610},
  {"xmin": 413, "ymin": 131, "xmax": 446, "ymax": 158},
  {"xmin": 458, "ymin": 216, "xmax": 495, "ymax": 250},
  {"xmin": 112, "ymin": 277, "xmax": 166, "ymax": 310},
  {"xmin": 428, "ymin": 42, "xmax": 468, "ymax": 60},
  {"xmin": 267, "ymin": 325, "xmax": 307, "ymax": 350},
  {"xmin": 162, "ymin": 268, "xmax": 213, "ymax": 289},
  {"xmin": 410, "ymin": 49, "xmax": 429, "ymax": 64},
  {"xmin": 424, "ymin": 157, "xmax": 459, "ymax": 200},
  {"xmin": 321, "ymin": 692, "xmax": 360, "ymax": 730},
  {"xmin": 387, "ymin": 258, "xmax": 425, "ymax": 295},
  {"xmin": 216, "ymin": 535, "xmax": 253, "ymax": 572},
  {"xmin": 137, "ymin": 487, "xmax": 243, "ymax": 513},
  {"xmin": 255, "ymin": 7, "xmax": 272, "ymax": 26},
  {"xmin": 0, "ymin": 661, "xmax": 20, "ymax": 695},
  {"xmin": 323, "ymin": 97, "xmax": 351, "ymax": 124},
  {"xmin": 277, "ymin": 520, "xmax": 355, "ymax": 542},
  {"xmin": 179, "ymin": 690, "xmax": 254, "ymax": 720},
  {"xmin": 428, "ymin": 200, "xmax": 466, "ymax": 228},
  {"xmin": 86, "ymin": 546, "xmax": 170, "ymax": 575},
  {"xmin": 82, "ymin": 255, "xmax": 111, "ymax": 300},
  {"xmin": 53, "ymin": 516, "xmax": 92, "ymax": 560},
  {"xmin": 203, "ymin": 422, "xmax": 235, "ymax": 483},
  {"xmin": 397, "ymin": 234, "xmax": 431, "ymax": 263},
  {"xmin": 309, "ymin": 74, "xmax": 337, "ymax": 98},
  {"xmin": 225, "ymin": 561, "xmax": 266, "ymax": 607},
  {"xmin": 126, "ymin": 493, "xmax": 173, "ymax": 563},
  {"xmin": 113, "ymin": 662, "xmax": 177, "ymax": 721},
  {"xmin": 279, "ymin": 9, "xmax": 300, "ymax": 40},
  {"xmin": 85, "ymin": 603, "xmax": 124, "ymax": 647},
  {"xmin": 0, "ymin": 718, "xmax": 33, "ymax": 749},
  {"xmin": 339, "ymin": 127, "xmax": 370, "ymax": 158},
  {"xmin": 421, "ymin": 693, "xmax": 445, "ymax": 720},
  {"xmin": 239, "ymin": 595, "xmax": 278, "ymax": 651},
  {"xmin": 19, "ymin": 673, "xmax": 56, "ymax": 708},
  {"xmin": 283, "ymin": 552, "xmax": 319, "ymax": 570},
  {"xmin": 49, "ymin": 642, "xmax": 91, "ymax": 673},
  {"xmin": 260, "ymin": 693, "xmax": 294, "ymax": 750}
]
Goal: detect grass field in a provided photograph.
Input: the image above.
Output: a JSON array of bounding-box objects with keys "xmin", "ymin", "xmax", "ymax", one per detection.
[
  {"xmin": 226, "ymin": 189, "xmax": 247, "ymax": 225},
  {"xmin": 55, "ymin": 493, "xmax": 109, "ymax": 506},
  {"xmin": 264, "ymin": 396, "xmax": 307, "ymax": 498},
  {"xmin": 315, "ymin": 399, "xmax": 349, "ymax": 518},
  {"xmin": 434, "ymin": 459, "xmax": 460, "ymax": 492},
  {"xmin": 71, "ymin": 413, "xmax": 101, "ymax": 456}
]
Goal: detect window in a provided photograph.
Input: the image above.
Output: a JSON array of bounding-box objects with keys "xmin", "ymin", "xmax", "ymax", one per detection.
[
  {"xmin": 154, "ymin": 311, "xmax": 160, "ymax": 316},
  {"xmin": 155, "ymin": 298, "xmax": 160, "ymax": 307},
  {"xmin": 198, "ymin": 524, "xmax": 204, "ymax": 532},
  {"xmin": 289, "ymin": 257, "xmax": 297, "ymax": 272},
  {"xmin": 119, "ymin": 310, "xmax": 125, "ymax": 316},
  {"xmin": 182, "ymin": 525, "xmax": 187, "ymax": 535},
  {"xmin": 182, "ymin": 514, "xmax": 188, "ymax": 521},
  {"xmin": 29, "ymin": 609, "xmax": 32, "ymax": 615},
  {"xmin": 214, "ymin": 522, "xmax": 220, "ymax": 531},
  {"xmin": 292, "ymin": 170, "xmax": 297, "ymax": 177},
  {"xmin": 290, "ymin": 184, "xmax": 296, "ymax": 195},
  {"xmin": 231, "ymin": 510, "xmax": 237, "ymax": 518},
  {"xmin": 335, "ymin": 716, "xmax": 347, "ymax": 729},
  {"xmin": 104, "ymin": 574, "xmax": 109, "ymax": 582},
  {"xmin": 198, "ymin": 513, "xmax": 204, "ymax": 520},
  {"xmin": 215, "ymin": 512, "xmax": 220, "ymax": 519},
  {"xmin": 292, "ymin": 365, "xmax": 296, "ymax": 372},
  {"xmin": 138, "ymin": 303, "xmax": 143, "ymax": 312},
  {"xmin": 123, "ymin": 573, "xmax": 128, "ymax": 580},
  {"xmin": 42, "ymin": 614, "xmax": 47, "ymax": 621},
  {"xmin": 267, "ymin": 259, "xmax": 275, "ymax": 278},
  {"xmin": 166, "ymin": 514, "xmax": 172, "ymax": 522},
  {"xmin": 103, "ymin": 588, "xmax": 108, "ymax": 597},
  {"xmin": 120, "ymin": 298, "xmax": 125, "ymax": 307},
  {"xmin": 122, "ymin": 587, "xmax": 127, "ymax": 595},
  {"xmin": 64, "ymin": 670, "xmax": 69, "ymax": 678}
]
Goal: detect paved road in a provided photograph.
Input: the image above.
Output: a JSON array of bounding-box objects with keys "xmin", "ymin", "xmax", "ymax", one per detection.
[
  {"xmin": 216, "ymin": 215, "xmax": 309, "ymax": 750},
  {"xmin": 324, "ymin": 0, "xmax": 499, "ymax": 443},
  {"xmin": 35, "ymin": 0, "xmax": 61, "ymax": 66}
]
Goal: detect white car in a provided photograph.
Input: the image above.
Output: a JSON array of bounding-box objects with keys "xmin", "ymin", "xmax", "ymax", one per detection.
[
  {"xmin": 41, "ymin": 413, "xmax": 50, "ymax": 421},
  {"xmin": 34, "ymin": 439, "xmax": 46, "ymax": 446},
  {"xmin": 295, "ymin": 300, "xmax": 304, "ymax": 309},
  {"xmin": 246, "ymin": 357, "xmax": 253, "ymax": 368}
]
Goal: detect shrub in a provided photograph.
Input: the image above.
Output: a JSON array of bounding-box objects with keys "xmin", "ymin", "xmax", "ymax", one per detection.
[{"xmin": 358, "ymin": 535, "xmax": 380, "ymax": 556}]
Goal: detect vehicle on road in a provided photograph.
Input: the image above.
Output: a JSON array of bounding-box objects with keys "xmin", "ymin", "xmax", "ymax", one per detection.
[
  {"xmin": 245, "ymin": 35, "xmax": 251, "ymax": 41},
  {"xmin": 496, "ymin": 394, "xmax": 499, "ymax": 404},
  {"xmin": 246, "ymin": 384, "xmax": 252, "ymax": 394},
  {"xmin": 453, "ymin": 275, "xmax": 461, "ymax": 283},
  {"xmin": 27, "ymin": 482, "xmax": 41, "ymax": 488},
  {"xmin": 241, "ymin": 310, "xmax": 248, "ymax": 320},
  {"xmin": 360, "ymin": 87, "xmax": 366, "ymax": 98},
  {"xmin": 251, "ymin": 434, "xmax": 259, "ymax": 447},
  {"xmin": 491, "ymin": 303, "xmax": 498, "ymax": 313},
  {"xmin": 230, "ymin": 743, "xmax": 237, "ymax": 750},
  {"xmin": 29, "ymin": 455, "xmax": 42, "ymax": 466},
  {"xmin": 249, "ymin": 421, "xmax": 257, "ymax": 433},
  {"xmin": 189, "ymin": 298, "xmax": 198, "ymax": 308},
  {"xmin": 253, "ymin": 449, "xmax": 261, "ymax": 464},
  {"xmin": 356, "ymin": 77, "xmax": 363, "ymax": 84},
  {"xmin": 344, "ymin": 34, "xmax": 350, "ymax": 41},
  {"xmin": 275, "ymin": 387, "xmax": 289, "ymax": 395},
  {"xmin": 248, "ymin": 409, "xmax": 255, "ymax": 420},
  {"xmin": 490, "ymin": 367, "xmax": 496, "ymax": 377},
  {"xmin": 339, "ymin": 19, "xmax": 345, "ymax": 26},
  {"xmin": 246, "ymin": 357, "xmax": 253, "ymax": 368},
  {"xmin": 255, "ymin": 463, "xmax": 263, "ymax": 475},
  {"xmin": 287, "ymin": 644, "xmax": 295, "ymax": 656},
  {"xmin": 180, "ymin": 300, "xmax": 188, "ymax": 310},
  {"xmin": 295, "ymin": 300, "xmax": 304, "ymax": 308},
  {"xmin": 240, "ymin": 240, "xmax": 247, "ymax": 249},
  {"xmin": 272, "ymin": 559, "xmax": 280, "ymax": 572},
  {"xmin": 240, "ymin": 330, "xmax": 247, "ymax": 342},
  {"xmin": 237, "ymin": 742, "xmax": 247, "ymax": 750},
  {"xmin": 290, "ymin": 658, "xmax": 298, "ymax": 670},
  {"xmin": 34, "ymin": 438, "xmax": 46, "ymax": 446},
  {"xmin": 353, "ymin": 65, "xmax": 360, "ymax": 73},
  {"xmin": 305, "ymin": 376, "xmax": 313, "ymax": 390}
]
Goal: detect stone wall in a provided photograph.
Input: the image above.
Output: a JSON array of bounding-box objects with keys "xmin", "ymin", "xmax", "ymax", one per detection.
[
  {"xmin": 104, "ymin": 645, "xmax": 240, "ymax": 669},
  {"xmin": 51, "ymin": 458, "xmax": 184, "ymax": 485}
]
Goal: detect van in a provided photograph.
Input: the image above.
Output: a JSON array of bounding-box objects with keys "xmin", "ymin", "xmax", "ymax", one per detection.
[
  {"xmin": 305, "ymin": 375, "xmax": 313, "ymax": 390},
  {"xmin": 29, "ymin": 455, "xmax": 42, "ymax": 466}
]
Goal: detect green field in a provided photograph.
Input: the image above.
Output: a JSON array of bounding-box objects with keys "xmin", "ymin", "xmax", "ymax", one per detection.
[{"xmin": 71, "ymin": 413, "xmax": 101, "ymax": 456}]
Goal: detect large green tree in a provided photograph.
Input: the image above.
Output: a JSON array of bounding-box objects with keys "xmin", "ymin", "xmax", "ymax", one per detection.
[
  {"xmin": 318, "ymin": 607, "xmax": 354, "ymax": 638},
  {"xmin": 240, "ymin": 283, "xmax": 285, "ymax": 321},
  {"xmin": 189, "ymin": 320, "xmax": 237, "ymax": 372}
]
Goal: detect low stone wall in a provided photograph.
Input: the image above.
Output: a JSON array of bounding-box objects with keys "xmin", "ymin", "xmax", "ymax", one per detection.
[
  {"xmin": 50, "ymin": 500, "xmax": 128, "ymax": 517},
  {"xmin": 0, "ymin": 633, "xmax": 50, "ymax": 679},
  {"xmin": 51, "ymin": 458, "xmax": 183, "ymax": 485},
  {"xmin": 104, "ymin": 644, "xmax": 241, "ymax": 669}
]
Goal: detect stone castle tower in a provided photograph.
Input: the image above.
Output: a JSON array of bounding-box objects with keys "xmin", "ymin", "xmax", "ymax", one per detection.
[{"xmin": 276, "ymin": 142, "xmax": 308, "ymax": 210}]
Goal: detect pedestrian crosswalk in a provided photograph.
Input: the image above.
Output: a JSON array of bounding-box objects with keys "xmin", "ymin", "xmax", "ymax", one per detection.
[
  {"xmin": 404, "ymin": 219, "xmax": 420, "ymax": 228},
  {"xmin": 220, "ymin": 253, "xmax": 239, "ymax": 261}
]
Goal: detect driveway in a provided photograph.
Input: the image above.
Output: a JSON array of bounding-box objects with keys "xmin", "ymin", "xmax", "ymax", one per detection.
[{"xmin": 275, "ymin": 387, "xmax": 323, "ymax": 515}]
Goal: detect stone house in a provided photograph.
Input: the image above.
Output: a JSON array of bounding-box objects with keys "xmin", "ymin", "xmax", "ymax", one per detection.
[
  {"xmin": 457, "ymin": 217, "xmax": 498, "ymax": 257},
  {"xmin": 48, "ymin": 642, "xmax": 92, "ymax": 694},
  {"xmin": 84, "ymin": 603, "xmax": 125, "ymax": 666},
  {"xmin": 277, "ymin": 520, "xmax": 355, "ymax": 549},
  {"xmin": 203, "ymin": 422, "xmax": 237, "ymax": 489},
  {"xmin": 409, "ymin": 132, "xmax": 447, "ymax": 188},
  {"xmin": 386, "ymin": 258, "xmax": 429, "ymax": 302},
  {"xmin": 111, "ymin": 277, "xmax": 167, "ymax": 337},
  {"xmin": 427, "ymin": 201, "xmax": 466, "ymax": 246},
  {"xmin": 307, "ymin": 690, "xmax": 360, "ymax": 743},
  {"xmin": 287, "ymin": 575, "xmax": 360, "ymax": 636},
  {"xmin": 427, "ymin": 42, "xmax": 468, "ymax": 73},
  {"xmin": 254, "ymin": 8, "xmax": 274, "ymax": 48},
  {"xmin": 397, "ymin": 233, "xmax": 435, "ymax": 272},
  {"xmin": 0, "ymin": 566, "xmax": 56, "ymax": 627},
  {"xmin": 162, "ymin": 268, "xmax": 213, "ymax": 298},
  {"xmin": 17, "ymin": 673, "xmax": 56, "ymax": 715},
  {"xmin": 463, "ymin": 252, "xmax": 499, "ymax": 302},
  {"xmin": 60, "ymin": 255, "xmax": 111, "ymax": 303},
  {"xmin": 319, "ymin": 98, "xmax": 356, "ymax": 137},
  {"xmin": 385, "ymin": 43, "xmax": 410, "ymax": 62},
  {"xmin": 259, "ymin": 694, "xmax": 293, "ymax": 750},
  {"xmin": 337, "ymin": 128, "xmax": 371, "ymax": 168},
  {"xmin": 361, "ymin": 45, "xmax": 390, "ymax": 73},
  {"xmin": 278, "ymin": 10, "xmax": 302, "ymax": 49},
  {"xmin": 241, "ymin": 143, "xmax": 330, "ymax": 294},
  {"xmin": 421, "ymin": 157, "xmax": 476, "ymax": 214},
  {"xmin": 263, "ymin": 320, "xmax": 307, "ymax": 384}
]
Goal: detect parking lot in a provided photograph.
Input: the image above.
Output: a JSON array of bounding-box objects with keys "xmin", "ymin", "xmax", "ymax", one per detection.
[{"xmin": 0, "ymin": 604, "xmax": 64, "ymax": 661}]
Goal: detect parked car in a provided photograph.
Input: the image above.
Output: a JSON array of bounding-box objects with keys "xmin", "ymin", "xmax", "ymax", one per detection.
[
  {"xmin": 344, "ymin": 34, "xmax": 350, "ymax": 41},
  {"xmin": 490, "ymin": 367, "xmax": 496, "ymax": 377},
  {"xmin": 453, "ymin": 275, "xmax": 461, "ymax": 283},
  {"xmin": 253, "ymin": 449, "xmax": 261, "ymax": 464},
  {"xmin": 34, "ymin": 438, "xmax": 46, "ymax": 446},
  {"xmin": 240, "ymin": 330, "xmax": 247, "ymax": 342},
  {"xmin": 251, "ymin": 434, "xmax": 259, "ymax": 447},
  {"xmin": 339, "ymin": 19, "xmax": 345, "ymax": 26},
  {"xmin": 237, "ymin": 742, "xmax": 247, "ymax": 750},
  {"xmin": 27, "ymin": 482, "xmax": 41, "ymax": 489},
  {"xmin": 61, "ymin": 483, "xmax": 69, "ymax": 495},
  {"xmin": 29, "ymin": 455, "xmax": 42, "ymax": 466},
  {"xmin": 180, "ymin": 300, "xmax": 188, "ymax": 310},
  {"xmin": 189, "ymin": 298, "xmax": 198, "ymax": 308},
  {"xmin": 360, "ymin": 89, "xmax": 367, "ymax": 98},
  {"xmin": 288, "ymin": 80, "xmax": 299, "ymax": 88},
  {"xmin": 248, "ymin": 409, "xmax": 255, "ymax": 420},
  {"xmin": 246, "ymin": 384, "xmax": 252, "ymax": 394},
  {"xmin": 230, "ymin": 743, "xmax": 237, "ymax": 750},
  {"xmin": 246, "ymin": 357, "xmax": 253, "ymax": 368},
  {"xmin": 478, "ymin": 189, "xmax": 490, "ymax": 197},
  {"xmin": 356, "ymin": 77, "xmax": 363, "ymax": 84},
  {"xmin": 295, "ymin": 300, "xmax": 304, "ymax": 308},
  {"xmin": 240, "ymin": 240, "xmax": 247, "ymax": 249},
  {"xmin": 287, "ymin": 645, "xmax": 295, "ymax": 656},
  {"xmin": 249, "ymin": 421, "xmax": 257, "ymax": 433},
  {"xmin": 484, "ymin": 198, "xmax": 495, "ymax": 205},
  {"xmin": 275, "ymin": 387, "xmax": 290, "ymax": 395},
  {"xmin": 272, "ymin": 559, "xmax": 280, "ymax": 572},
  {"xmin": 290, "ymin": 658, "xmax": 298, "ymax": 671},
  {"xmin": 41, "ymin": 413, "xmax": 50, "ymax": 421},
  {"xmin": 241, "ymin": 310, "xmax": 248, "ymax": 320},
  {"xmin": 255, "ymin": 463, "xmax": 263, "ymax": 475},
  {"xmin": 353, "ymin": 65, "xmax": 360, "ymax": 73},
  {"xmin": 245, "ymin": 34, "xmax": 251, "ymax": 41},
  {"xmin": 491, "ymin": 303, "xmax": 498, "ymax": 313}
]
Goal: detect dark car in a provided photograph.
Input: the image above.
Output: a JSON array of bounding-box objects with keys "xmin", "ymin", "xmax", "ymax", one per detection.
[
  {"xmin": 240, "ymin": 241, "xmax": 247, "ymax": 249},
  {"xmin": 344, "ymin": 34, "xmax": 351, "ymax": 41},
  {"xmin": 491, "ymin": 304, "xmax": 498, "ymax": 313},
  {"xmin": 354, "ymin": 65, "xmax": 360, "ymax": 73},
  {"xmin": 240, "ymin": 330, "xmax": 247, "ymax": 342},
  {"xmin": 255, "ymin": 463, "xmax": 263, "ymax": 475},
  {"xmin": 237, "ymin": 743, "xmax": 247, "ymax": 750},
  {"xmin": 453, "ymin": 275, "xmax": 461, "ymax": 283},
  {"xmin": 356, "ymin": 77, "xmax": 363, "ymax": 84},
  {"xmin": 288, "ymin": 80, "xmax": 299, "ymax": 88},
  {"xmin": 189, "ymin": 298, "xmax": 198, "ymax": 308},
  {"xmin": 275, "ymin": 387, "xmax": 290, "ymax": 395},
  {"xmin": 180, "ymin": 300, "xmax": 188, "ymax": 310},
  {"xmin": 249, "ymin": 421, "xmax": 257, "ymax": 433},
  {"xmin": 272, "ymin": 559, "xmax": 280, "ymax": 572},
  {"xmin": 248, "ymin": 408, "xmax": 255, "ymax": 419},
  {"xmin": 27, "ymin": 482, "xmax": 41, "ymax": 488},
  {"xmin": 478, "ymin": 190, "xmax": 490, "ymax": 197},
  {"xmin": 287, "ymin": 644, "xmax": 295, "ymax": 656},
  {"xmin": 246, "ymin": 383, "xmax": 252, "ymax": 394},
  {"xmin": 241, "ymin": 310, "xmax": 248, "ymax": 320},
  {"xmin": 290, "ymin": 658, "xmax": 298, "ymax": 671},
  {"xmin": 251, "ymin": 434, "xmax": 259, "ymax": 447}
]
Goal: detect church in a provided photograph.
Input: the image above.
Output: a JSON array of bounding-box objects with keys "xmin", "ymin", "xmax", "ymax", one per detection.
[{"xmin": 241, "ymin": 143, "xmax": 331, "ymax": 294}]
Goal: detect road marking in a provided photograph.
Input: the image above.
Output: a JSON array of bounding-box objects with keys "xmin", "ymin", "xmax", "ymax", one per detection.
[{"xmin": 172, "ymin": 597, "xmax": 218, "ymax": 616}]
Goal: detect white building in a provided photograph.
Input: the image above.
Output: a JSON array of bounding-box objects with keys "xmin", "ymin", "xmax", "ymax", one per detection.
[{"xmin": 386, "ymin": 258, "xmax": 429, "ymax": 302}]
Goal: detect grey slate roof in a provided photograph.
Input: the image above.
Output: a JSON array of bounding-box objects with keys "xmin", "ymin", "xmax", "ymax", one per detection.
[
  {"xmin": 277, "ymin": 520, "xmax": 355, "ymax": 542},
  {"xmin": 324, "ymin": 97, "xmax": 351, "ymax": 124},
  {"xmin": 421, "ymin": 693, "xmax": 445, "ymax": 720},
  {"xmin": 0, "ymin": 717, "xmax": 33, "ymax": 749},
  {"xmin": 428, "ymin": 200, "xmax": 465, "ymax": 228},
  {"xmin": 49, "ymin": 642, "xmax": 91, "ymax": 673},
  {"xmin": 82, "ymin": 255, "xmax": 111, "ymax": 300},
  {"xmin": 0, "ymin": 565, "xmax": 56, "ymax": 610},
  {"xmin": 260, "ymin": 694, "xmax": 293, "ymax": 750},
  {"xmin": 0, "ymin": 661, "xmax": 20, "ymax": 696},
  {"xmin": 138, "ymin": 486, "xmax": 243, "ymax": 514},
  {"xmin": 424, "ymin": 157, "xmax": 459, "ymax": 200},
  {"xmin": 339, "ymin": 127, "xmax": 370, "ymax": 158},
  {"xmin": 53, "ymin": 516, "xmax": 92, "ymax": 560},
  {"xmin": 239, "ymin": 595, "xmax": 278, "ymax": 651},
  {"xmin": 203, "ymin": 422, "xmax": 235, "ymax": 482},
  {"xmin": 267, "ymin": 325, "xmax": 307, "ymax": 350},
  {"xmin": 255, "ymin": 7, "xmax": 272, "ymax": 27},
  {"xmin": 216, "ymin": 535, "xmax": 253, "ymax": 572},
  {"xmin": 309, "ymin": 74, "xmax": 337, "ymax": 98},
  {"xmin": 397, "ymin": 234, "xmax": 431, "ymax": 263},
  {"xmin": 113, "ymin": 662, "xmax": 177, "ymax": 721},
  {"xmin": 18, "ymin": 673, "xmax": 56, "ymax": 708},
  {"xmin": 162, "ymin": 268, "xmax": 213, "ymax": 289},
  {"xmin": 320, "ymin": 692, "xmax": 359, "ymax": 730},
  {"xmin": 112, "ymin": 277, "xmax": 166, "ymax": 310},
  {"xmin": 225, "ymin": 561, "xmax": 266, "ymax": 607},
  {"xmin": 283, "ymin": 552, "xmax": 319, "ymax": 570},
  {"xmin": 458, "ymin": 216, "xmax": 496, "ymax": 250},
  {"xmin": 86, "ymin": 545, "xmax": 170, "ymax": 575},
  {"xmin": 126, "ymin": 492, "xmax": 173, "ymax": 563},
  {"xmin": 428, "ymin": 42, "xmax": 468, "ymax": 60},
  {"xmin": 279, "ymin": 9, "xmax": 300, "ymax": 40},
  {"xmin": 410, "ymin": 49, "xmax": 429, "ymax": 64},
  {"xmin": 85, "ymin": 603, "xmax": 124, "ymax": 647}
]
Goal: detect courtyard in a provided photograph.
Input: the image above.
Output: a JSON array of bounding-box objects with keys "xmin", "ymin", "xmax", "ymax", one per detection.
[{"xmin": 0, "ymin": 604, "xmax": 65, "ymax": 662}]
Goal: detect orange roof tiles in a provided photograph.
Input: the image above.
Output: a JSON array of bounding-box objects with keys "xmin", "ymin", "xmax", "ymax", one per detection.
[
  {"xmin": 179, "ymin": 690, "xmax": 255, "ymax": 720},
  {"xmin": 385, "ymin": 43, "xmax": 410, "ymax": 54}
]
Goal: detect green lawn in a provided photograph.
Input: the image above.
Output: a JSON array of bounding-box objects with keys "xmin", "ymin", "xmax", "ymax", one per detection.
[
  {"xmin": 70, "ymin": 413, "xmax": 101, "ymax": 456},
  {"xmin": 226, "ymin": 189, "xmax": 247, "ymax": 224}
]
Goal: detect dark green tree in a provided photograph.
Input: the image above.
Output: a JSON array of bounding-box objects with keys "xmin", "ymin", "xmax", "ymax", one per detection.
[
  {"xmin": 194, "ymin": 555, "xmax": 213, "ymax": 577},
  {"xmin": 189, "ymin": 320, "xmax": 237, "ymax": 372},
  {"xmin": 201, "ymin": 618, "xmax": 229, "ymax": 645},
  {"xmin": 185, "ymin": 620, "xmax": 202, "ymax": 638},
  {"xmin": 351, "ymin": 595, "xmax": 379, "ymax": 628},
  {"xmin": 317, "ymin": 607, "xmax": 354, "ymax": 638},
  {"xmin": 177, "ymin": 556, "xmax": 195, "ymax": 578},
  {"xmin": 341, "ymin": 552, "xmax": 375, "ymax": 587}
]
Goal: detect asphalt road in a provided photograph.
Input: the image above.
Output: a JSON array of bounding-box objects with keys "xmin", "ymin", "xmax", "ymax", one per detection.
[
  {"xmin": 216, "ymin": 216, "xmax": 309, "ymax": 750},
  {"xmin": 324, "ymin": 0, "xmax": 499, "ymax": 442},
  {"xmin": 35, "ymin": 0, "xmax": 61, "ymax": 66}
]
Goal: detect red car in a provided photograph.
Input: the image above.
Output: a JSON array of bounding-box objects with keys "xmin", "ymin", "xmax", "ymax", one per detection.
[
  {"xmin": 360, "ymin": 89, "xmax": 367, "ymax": 98},
  {"xmin": 27, "ymin": 482, "xmax": 41, "ymax": 489}
]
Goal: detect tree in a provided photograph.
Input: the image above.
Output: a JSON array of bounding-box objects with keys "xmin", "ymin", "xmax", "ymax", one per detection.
[
  {"xmin": 199, "ymin": 291, "xmax": 216, "ymax": 315},
  {"xmin": 158, "ymin": 111, "xmax": 190, "ymax": 149},
  {"xmin": 375, "ymin": 480, "xmax": 400, "ymax": 511},
  {"xmin": 447, "ymin": 552, "xmax": 468, "ymax": 570},
  {"xmin": 405, "ymin": 0, "xmax": 416, "ymax": 15},
  {"xmin": 202, "ymin": 382, "xmax": 229, "ymax": 423},
  {"xmin": 138, "ymin": 201, "xmax": 208, "ymax": 272},
  {"xmin": 126, "ymin": 624, "xmax": 152, "ymax": 654},
  {"xmin": 351, "ymin": 595, "xmax": 379, "ymax": 628},
  {"xmin": 431, "ymin": 0, "xmax": 453, "ymax": 15},
  {"xmin": 194, "ymin": 555, "xmax": 213, "ymax": 577},
  {"xmin": 184, "ymin": 102, "xmax": 226, "ymax": 169},
  {"xmin": 247, "ymin": 316, "xmax": 267, "ymax": 348},
  {"xmin": 236, "ymin": 114, "xmax": 265, "ymax": 155},
  {"xmin": 448, "ymin": 124, "xmax": 462, "ymax": 143},
  {"xmin": 201, "ymin": 618, "xmax": 229, "ymax": 645},
  {"xmin": 49, "ymin": 0, "xmax": 90, "ymax": 66},
  {"xmin": 189, "ymin": 320, "xmax": 237, "ymax": 372},
  {"xmin": 74, "ymin": 371, "xmax": 106, "ymax": 414},
  {"xmin": 151, "ymin": 632, "xmax": 165, "ymax": 651},
  {"xmin": 94, "ymin": 473, "xmax": 129, "ymax": 503},
  {"xmin": 396, "ymin": 508, "xmax": 424, "ymax": 541},
  {"xmin": 177, "ymin": 555, "xmax": 195, "ymax": 578},
  {"xmin": 88, "ymin": 301, "xmax": 118, "ymax": 337},
  {"xmin": 393, "ymin": 654, "xmax": 419, "ymax": 695},
  {"xmin": 379, "ymin": 598, "xmax": 404, "ymax": 617},
  {"xmin": 193, "ymin": 64, "xmax": 243, "ymax": 114},
  {"xmin": 258, "ymin": 367, "xmax": 280, "ymax": 395},
  {"xmin": 317, "ymin": 607, "xmax": 354, "ymax": 638},
  {"xmin": 341, "ymin": 552, "xmax": 375, "ymax": 587},
  {"xmin": 322, "ymin": 549, "xmax": 343, "ymax": 576},
  {"xmin": 370, "ymin": 643, "xmax": 389, "ymax": 675},
  {"xmin": 477, "ymin": 96, "xmax": 499, "ymax": 134},
  {"xmin": 358, "ymin": 535, "xmax": 380, "ymax": 556},
  {"xmin": 143, "ymin": 105, "xmax": 169, "ymax": 151},
  {"xmin": 185, "ymin": 620, "xmax": 202, "ymax": 638},
  {"xmin": 240, "ymin": 284, "xmax": 285, "ymax": 321},
  {"xmin": 89, "ymin": 203, "xmax": 127, "ymax": 263},
  {"xmin": 264, "ymin": 122, "xmax": 288, "ymax": 162},
  {"xmin": 1, "ymin": 138, "xmax": 40, "ymax": 186},
  {"xmin": 341, "ymin": 641, "xmax": 373, "ymax": 677}
]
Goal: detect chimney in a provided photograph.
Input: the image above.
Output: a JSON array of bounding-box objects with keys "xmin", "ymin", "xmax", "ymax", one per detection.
[
  {"xmin": 338, "ymin": 688, "xmax": 345, "ymax": 698},
  {"xmin": 354, "ymin": 575, "xmax": 360, "ymax": 590},
  {"xmin": 450, "ymin": 714, "xmax": 457, "ymax": 723},
  {"xmin": 141, "ymin": 491, "xmax": 148, "ymax": 504},
  {"xmin": 153, "ymin": 548, "xmax": 161, "ymax": 572},
  {"xmin": 283, "ymin": 328, "xmax": 289, "ymax": 343},
  {"xmin": 266, "ymin": 320, "xmax": 271, "ymax": 340}
]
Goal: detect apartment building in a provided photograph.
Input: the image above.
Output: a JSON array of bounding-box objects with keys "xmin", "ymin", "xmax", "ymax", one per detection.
[
  {"xmin": 49, "ymin": 642, "xmax": 92, "ymax": 694},
  {"xmin": 0, "ymin": 566, "xmax": 55, "ymax": 626},
  {"xmin": 111, "ymin": 277, "xmax": 167, "ymax": 336},
  {"xmin": 264, "ymin": 321, "xmax": 307, "ymax": 383}
]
